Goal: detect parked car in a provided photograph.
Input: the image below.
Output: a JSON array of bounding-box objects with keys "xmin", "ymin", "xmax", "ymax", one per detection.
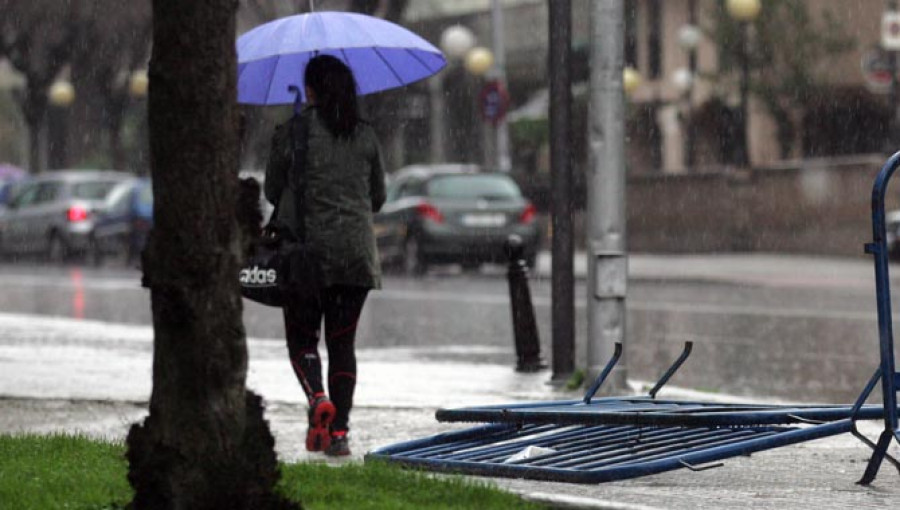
[
  {"xmin": 375, "ymin": 164, "xmax": 539, "ymax": 275},
  {"xmin": 0, "ymin": 170, "xmax": 133, "ymax": 261},
  {"xmin": 88, "ymin": 178, "xmax": 153, "ymax": 265},
  {"xmin": 88, "ymin": 171, "xmax": 272, "ymax": 266}
]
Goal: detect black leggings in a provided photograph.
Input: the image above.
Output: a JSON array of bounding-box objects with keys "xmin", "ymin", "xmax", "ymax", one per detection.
[{"xmin": 283, "ymin": 285, "xmax": 369, "ymax": 433}]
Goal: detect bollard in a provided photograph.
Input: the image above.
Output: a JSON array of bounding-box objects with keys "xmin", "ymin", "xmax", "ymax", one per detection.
[{"xmin": 505, "ymin": 234, "xmax": 546, "ymax": 372}]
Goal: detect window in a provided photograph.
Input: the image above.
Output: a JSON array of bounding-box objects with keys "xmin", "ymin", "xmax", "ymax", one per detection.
[
  {"xmin": 426, "ymin": 175, "xmax": 522, "ymax": 200},
  {"xmin": 35, "ymin": 182, "xmax": 60, "ymax": 203},
  {"xmin": 72, "ymin": 180, "xmax": 120, "ymax": 200},
  {"xmin": 647, "ymin": 0, "xmax": 662, "ymax": 80},
  {"xmin": 110, "ymin": 190, "xmax": 132, "ymax": 216},
  {"xmin": 9, "ymin": 183, "xmax": 38, "ymax": 208},
  {"xmin": 137, "ymin": 185, "xmax": 153, "ymax": 207},
  {"xmin": 397, "ymin": 180, "xmax": 425, "ymax": 199},
  {"xmin": 624, "ymin": 0, "xmax": 638, "ymax": 68}
]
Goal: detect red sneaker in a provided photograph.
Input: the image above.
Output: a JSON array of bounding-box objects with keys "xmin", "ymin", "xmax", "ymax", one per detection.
[
  {"xmin": 324, "ymin": 430, "xmax": 351, "ymax": 457},
  {"xmin": 306, "ymin": 396, "xmax": 336, "ymax": 452}
]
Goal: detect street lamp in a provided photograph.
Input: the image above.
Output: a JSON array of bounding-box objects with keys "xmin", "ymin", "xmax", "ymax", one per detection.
[
  {"xmin": 672, "ymin": 67, "xmax": 694, "ymax": 172},
  {"xmin": 623, "ymin": 66, "xmax": 642, "ymax": 97},
  {"xmin": 677, "ymin": 22, "xmax": 702, "ymax": 169},
  {"xmin": 726, "ymin": 0, "xmax": 761, "ymax": 22},
  {"xmin": 48, "ymin": 79, "xmax": 75, "ymax": 169},
  {"xmin": 432, "ymin": 25, "xmax": 477, "ymax": 163},
  {"xmin": 48, "ymin": 80, "xmax": 75, "ymax": 107},
  {"xmin": 128, "ymin": 69, "xmax": 149, "ymax": 174},
  {"xmin": 727, "ymin": 0, "xmax": 761, "ymax": 168},
  {"xmin": 465, "ymin": 47, "xmax": 494, "ymax": 77},
  {"xmin": 129, "ymin": 69, "xmax": 148, "ymax": 98}
]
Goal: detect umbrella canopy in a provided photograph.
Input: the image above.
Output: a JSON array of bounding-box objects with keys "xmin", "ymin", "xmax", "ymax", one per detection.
[
  {"xmin": 237, "ymin": 11, "xmax": 446, "ymax": 105},
  {"xmin": 0, "ymin": 163, "xmax": 25, "ymax": 181}
]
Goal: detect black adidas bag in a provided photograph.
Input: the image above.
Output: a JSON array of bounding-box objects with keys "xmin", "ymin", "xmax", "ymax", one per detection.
[{"xmin": 240, "ymin": 114, "xmax": 320, "ymax": 307}]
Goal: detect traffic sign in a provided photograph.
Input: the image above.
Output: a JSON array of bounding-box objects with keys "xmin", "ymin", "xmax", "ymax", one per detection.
[
  {"xmin": 861, "ymin": 48, "xmax": 895, "ymax": 94},
  {"xmin": 883, "ymin": 12, "xmax": 900, "ymax": 51},
  {"xmin": 478, "ymin": 80, "xmax": 510, "ymax": 126}
]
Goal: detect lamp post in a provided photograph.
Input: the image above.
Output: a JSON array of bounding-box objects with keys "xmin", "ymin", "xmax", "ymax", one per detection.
[
  {"xmin": 623, "ymin": 66, "xmax": 642, "ymax": 98},
  {"xmin": 490, "ymin": 0, "xmax": 511, "ymax": 172},
  {"xmin": 129, "ymin": 69, "xmax": 149, "ymax": 98},
  {"xmin": 129, "ymin": 69, "xmax": 149, "ymax": 174},
  {"xmin": 464, "ymin": 46, "xmax": 497, "ymax": 168},
  {"xmin": 885, "ymin": 0, "xmax": 900, "ymax": 152},
  {"xmin": 433, "ymin": 25, "xmax": 476, "ymax": 163},
  {"xmin": 726, "ymin": 0, "xmax": 761, "ymax": 168},
  {"xmin": 677, "ymin": 21, "xmax": 701, "ymax": 169},
  {"xmin": 47, "ymin": 79, "xmax": 75, "ymax": 170}
]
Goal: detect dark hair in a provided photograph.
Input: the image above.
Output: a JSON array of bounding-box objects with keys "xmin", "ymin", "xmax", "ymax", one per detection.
[{"xmin": 305, "ymin": 55, "xmax": 360, "ymax": 139}]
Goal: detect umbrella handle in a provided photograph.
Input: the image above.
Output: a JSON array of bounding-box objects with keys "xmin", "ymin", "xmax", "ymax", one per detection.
[{"xmin": 288, "ymin": 85, "xmax": 303, "ymax": 112}]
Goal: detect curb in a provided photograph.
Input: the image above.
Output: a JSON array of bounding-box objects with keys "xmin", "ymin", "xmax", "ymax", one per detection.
[{"xmin": 517, "ymin": 491, "xmax": 662, "ymax": 510}]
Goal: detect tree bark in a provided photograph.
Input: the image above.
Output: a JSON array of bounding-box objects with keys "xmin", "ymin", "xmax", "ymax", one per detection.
[{"xmin": 126, "ymin": 1, "xmax": 297, "ymax": 508}]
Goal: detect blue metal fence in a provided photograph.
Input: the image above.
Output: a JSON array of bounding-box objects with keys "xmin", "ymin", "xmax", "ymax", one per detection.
[{"xmin": 368, "ymin": 153, "xmax": 900, "ymax": 485}]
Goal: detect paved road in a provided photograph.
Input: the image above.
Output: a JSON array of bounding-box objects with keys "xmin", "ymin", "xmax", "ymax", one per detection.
[{"xmin": 0, "ymin": 253, "xmax": 888, "ymax": 401}]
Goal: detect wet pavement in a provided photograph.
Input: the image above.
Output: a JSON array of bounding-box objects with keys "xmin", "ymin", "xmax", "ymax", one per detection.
[{"xmin": 2, "ymin": 252, "xmax": 900, "ymax": 508}]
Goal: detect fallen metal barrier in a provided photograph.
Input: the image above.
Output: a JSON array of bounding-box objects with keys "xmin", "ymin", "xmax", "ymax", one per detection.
[{"xmin": 367, "ymin": 153, "xmax": 900, "ymax": 485}]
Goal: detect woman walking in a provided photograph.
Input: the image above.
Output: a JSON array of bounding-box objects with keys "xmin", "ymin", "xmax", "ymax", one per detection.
[{"xmin": 265, "ymin": 55, "xmax": 386, "ymax": 456}]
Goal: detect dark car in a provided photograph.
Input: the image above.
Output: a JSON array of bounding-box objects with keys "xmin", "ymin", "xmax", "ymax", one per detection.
[
  {"xmin": 375, "ymin": 164, "xmax": 539, "ymax": 275},
  {"xmin": 88, "ymin": 178, "xmax": 152, "ymax": 265}
]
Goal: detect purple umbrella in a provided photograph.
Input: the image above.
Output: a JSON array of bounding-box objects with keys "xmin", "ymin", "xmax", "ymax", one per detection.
[
  {"xmin": 237, "ymin": 11, "xmax": 446, "ymax": 105},
  {"xmin": 0, "ymin": 163, "xmax": 25, "ymax": 180}
]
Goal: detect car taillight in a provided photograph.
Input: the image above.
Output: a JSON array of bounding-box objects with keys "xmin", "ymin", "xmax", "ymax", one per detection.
[
  {"xmin": 67, "ymin": 206, "xmax": 88, "ymax": 222},
  {"xmin": 133, "ymin": 218, "xmax": 151, "ymax": 232},
  {"xmin": 519, "ymin": 202, "xmax": 536, "ymax": 224},
  {"xmin": 416, "ymin": 202, "xmax": 444, "ymax": 223}
]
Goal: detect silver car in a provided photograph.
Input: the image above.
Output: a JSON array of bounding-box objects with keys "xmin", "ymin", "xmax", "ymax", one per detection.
[{"xmin": 0, "ymin": 170, "xmax": 133, "ymax": 261}]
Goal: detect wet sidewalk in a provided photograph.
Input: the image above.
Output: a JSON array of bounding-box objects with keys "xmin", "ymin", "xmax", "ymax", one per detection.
[
  {"xmin": 538, "ymin": 251, "xmax": 877, "ymax": 290},
  {"xmin": 1, "ymin": 252, "xmax": 899, "ymax": 509},
  {"xmin": 2, "ymin": 308, "xmax": 900, "ymax": 509}
]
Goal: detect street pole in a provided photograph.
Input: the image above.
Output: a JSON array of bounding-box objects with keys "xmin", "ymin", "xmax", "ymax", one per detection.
[
  {"xmin": 586, "ymin": 0, "xmax": 628, "ymax": 391},
  {"xmin": 548, "ymin": 0, "xmax": 574, "ymax": 381},
  {"xmin": 736, "ymin": 22, "xmax": 751, "ymax": 168},
  {"xmin": 889, "ymin": 0, "xmax": 900, "ymax": 152},
  {"xmin": 491, "ymin": 0, "xmax": 512, "ymax": 172},
  {"xmin": 429, "ymin": 74, "xmax": 446, "ymax": 163},
  {"xmin": 686, "ymin": 0, "xmax": 697, "ymax": 169}
]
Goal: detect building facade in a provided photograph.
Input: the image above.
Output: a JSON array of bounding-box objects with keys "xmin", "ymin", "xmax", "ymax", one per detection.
[{"xmin": 411, "ymin": 0, "xmax": 895, "ymax": 175}]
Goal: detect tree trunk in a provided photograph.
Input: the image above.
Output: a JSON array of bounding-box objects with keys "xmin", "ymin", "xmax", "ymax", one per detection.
[
  {"xmin": 126, "ymin": 2, "xmax": 297, "ymax": 509},
  {"xmin": 22, "ymin": 85, "xmax": 47, "ymax": 173}
]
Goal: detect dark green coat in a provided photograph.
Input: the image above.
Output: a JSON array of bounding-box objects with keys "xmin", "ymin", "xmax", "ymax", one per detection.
[{"xmin": 265, "ymin": 108, "xmax": 386, "ymax": 290}]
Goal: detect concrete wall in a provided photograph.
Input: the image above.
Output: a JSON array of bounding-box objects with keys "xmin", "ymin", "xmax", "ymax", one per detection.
[{"xmin": 625, "ymin": 155, "xmax": 892, "ymax": 256}]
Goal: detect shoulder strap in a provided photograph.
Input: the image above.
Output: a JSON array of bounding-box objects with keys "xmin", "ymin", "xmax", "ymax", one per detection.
[{"xmin": 289, "ymin": 113, "xmax": 310, "ymax": 241}]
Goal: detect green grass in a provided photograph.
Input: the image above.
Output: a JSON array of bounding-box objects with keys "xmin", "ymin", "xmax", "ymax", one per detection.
[
  {"xmin": 0, "ymin": 434, "xmax": 131, "ymax": 509},
  {"xmin": 564, "ymin": 369, "xmax": 586, "ymax": 391},
  {"xmin": 280, "ymin": 461, "xmax": 544, "ymax": 510},
  {"xmin": 0, "ymin": 434, "xmax": 546, "ymax": 510}
]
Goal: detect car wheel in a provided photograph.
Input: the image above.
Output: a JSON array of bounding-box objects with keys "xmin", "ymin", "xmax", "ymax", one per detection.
[
  {"xmin": 46, "ymin": 233, "xmax": 68, "ymax": 264},
  {"xmin": 403, "ymin": 235, "xmax": 427, "ymax": 276}
]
